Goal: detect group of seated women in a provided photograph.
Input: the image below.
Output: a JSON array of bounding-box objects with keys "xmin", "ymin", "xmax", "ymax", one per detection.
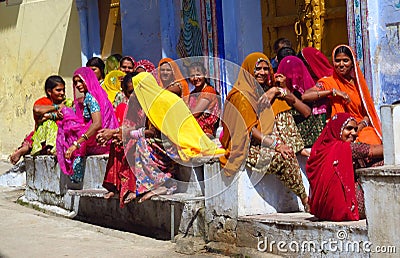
[{"xmin": 10, "ymin": 44, "xmax": 384, "ymax": 221}]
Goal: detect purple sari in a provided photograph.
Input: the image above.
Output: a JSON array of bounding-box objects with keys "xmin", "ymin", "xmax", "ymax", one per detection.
[{"xmin": 57, "ymin": 67, "xmax": 118, "ymax": 176}]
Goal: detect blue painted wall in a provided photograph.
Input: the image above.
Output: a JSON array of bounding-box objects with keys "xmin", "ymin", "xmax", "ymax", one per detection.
[
  {"xmin": 367, "ymin": 0, "xmax": 400, "ymax": 107},
  {"xmin": 120, "ymin": 0, "xmax": 162, "ymax": 65},
  {"xmin": 221, "ymin": 0, "xmax": 263, "ymax": 65}
]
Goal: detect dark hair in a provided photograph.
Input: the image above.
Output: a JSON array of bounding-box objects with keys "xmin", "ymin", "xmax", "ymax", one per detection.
[
  {"xmin": 273, "ymin": 38, "xmax": 292, "ymax": 53},
  {"xmin": 277, "ymin": 47, "xmax": 296, "ymax": 63},
  {"xmin": 44, "ymin": 75, "xmax": 65, "ymax": 97},
  {"xmin": 86, "ymin": 57, "xmax": 105, "ymax": 79},
  {"xmin": 122, "ymin": 72, "xmax": 139, "ymax": 92},
  {"xmin": 334, "ymin": 46, "xmax": 354, "ymax": 63},
  {"xmin": 119, "ymin": 56, "xmax": 135, "ymax": 67}
]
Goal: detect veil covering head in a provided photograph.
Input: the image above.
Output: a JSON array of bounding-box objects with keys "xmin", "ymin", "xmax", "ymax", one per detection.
[
  {"xmin": 219, "ymin": 52, "xmax": 276, "ymax": 176},
  {"xmin": 130, "ymin": 72, "xmax": 224, "ymax": 161},
  {"xmin": 301, "ymin": 47, "xmax": 333, "ymax": 81},
  {"xmin": 306, "ymin": 112, "xmax": 359, "ymax": 221},
  {"xmin": 103, "ymin": 70, "xmax": 126, "ymax": 103},
  {"xmin": 105, "ymin": 55, "xmax": 120, "ymax": 75},
  {"xmin": 157, "ymin": 57, "xmax": 190, "ymax": 98}
]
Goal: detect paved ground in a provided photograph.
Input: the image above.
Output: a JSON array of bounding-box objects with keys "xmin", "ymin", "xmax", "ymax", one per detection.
[
  {"xmin": 0, "ymin": 186, "xmax": 230, "ymax": 258},
  {"xmin": 0, "ymin": 159, "xmax": 228, "ymax": 258}
]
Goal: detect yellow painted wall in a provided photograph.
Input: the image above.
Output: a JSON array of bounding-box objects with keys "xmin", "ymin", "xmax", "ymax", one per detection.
[{"xmin": 0, "ymin": 0, "xmax": 82, "ymax": 158}]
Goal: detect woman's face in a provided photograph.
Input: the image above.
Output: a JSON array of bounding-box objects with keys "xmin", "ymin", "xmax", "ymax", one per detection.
[
  {"xmin": 73, "ymin": 76, "xmax": 88, "ymax": 94},
  {"xmin": 160, "ymin": 63, "xmax": 173, "ymax": 82},
  {"xmin": 90, "ymin": 66, "xmax": 103, "ymax": 81},
  {"xmin": 254, "ymin": 61, "xmax": 270, "ymax": 85},
  {"xmin": 341, "ymin": 120, "xmax": 358, "ymax": 142},
  {"xmin": 47, "ymin": 83, "xmax": 65, "ymax": 104},
  {"xmin": 333, "ymin": 52, "xmax": 353, "ymax": 78},
  {"xmin": 188, "ymin": 66, "xmax": 206, "ymax": 88},
  {"xmin": 123, "ymin": 81, "xmax": 134, "ymax": 99},
  {"xmin": 120, "ymin": 60, "xmax": 135, "ymax": 73}
]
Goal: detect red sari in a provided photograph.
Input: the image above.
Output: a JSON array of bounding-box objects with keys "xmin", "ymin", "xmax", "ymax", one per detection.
[
  {"xmin": 306, "ymin": 113, "xmax": 359, "ymax": 221},
  {"xmin": 102, "ymin": 102, "xmax": 140, "ymax": 207}
]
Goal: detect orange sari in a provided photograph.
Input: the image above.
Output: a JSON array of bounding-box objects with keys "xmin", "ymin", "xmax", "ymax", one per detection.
[{"xmin": 318, "ymin": 45, "xmax": 382, "ymax": 145}]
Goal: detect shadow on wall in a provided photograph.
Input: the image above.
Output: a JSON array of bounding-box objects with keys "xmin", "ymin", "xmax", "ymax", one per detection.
[
  {"xmin": 59, "ymin": 0, "xmax": 82, "ymax": 79},
  {"xmin": 0, "ymin": 2, "xmax": 20, "ymax": 31}
]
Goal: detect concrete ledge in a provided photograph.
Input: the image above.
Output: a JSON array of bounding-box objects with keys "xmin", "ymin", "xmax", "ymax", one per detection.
[{"xmin": 356, "ymin": 165, "xmax": 400, "ymax": 257}]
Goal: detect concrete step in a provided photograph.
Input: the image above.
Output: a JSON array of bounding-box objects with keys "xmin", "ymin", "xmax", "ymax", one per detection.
[
  {"xmin": 66, "ymin": 189, "xmax": 205, "ymax": 241},
  {"xmin": 235, "ymin": 213, "xmax": 368, "ymax": 257}
]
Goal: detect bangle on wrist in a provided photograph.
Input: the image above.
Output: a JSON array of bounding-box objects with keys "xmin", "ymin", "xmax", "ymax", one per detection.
[
  {"xmin": 269, "ymin": 139, "xmax": 279, "ymax": 150},
  {"xmin": 73, "ymin": 141, "xmax": 81, "ymax": 149},
  {"xmin": 275, "ymin": 143, "xmax": 281, "ymax": 152},
  {"xmin": 53, "ymin": 104, "xmax": 59, "ymax": 111},
  {"xmin": 81, "ymin": 133, "xmax": 89, "ymax": 141},
  {"xmin": 331, "ymin": 89, "xmax": 337, "ymax": 97},
  {"xmin": 261, "ymin": 134, "xmax": 268, "ymax": 146},
  {"xmin": 51, "ymin": 113, "xmax": 57, "ymax": 120}
]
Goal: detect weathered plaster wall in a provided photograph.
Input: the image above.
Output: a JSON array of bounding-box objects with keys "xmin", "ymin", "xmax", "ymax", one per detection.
[
  {"xmin": 367, "ymin": 0, "xmax": 400, "ymax": 108},
  {"xmin": 0, "ymin": 0, "xmax": 82, "ymax": 157}
]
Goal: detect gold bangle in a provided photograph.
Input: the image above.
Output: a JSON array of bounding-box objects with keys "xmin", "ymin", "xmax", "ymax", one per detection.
[{"xmin": 81, "ymin": 133, "xmax": 89, "ymax": 141}]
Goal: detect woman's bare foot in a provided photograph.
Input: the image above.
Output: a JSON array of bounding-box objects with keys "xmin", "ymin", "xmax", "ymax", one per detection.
[
  {"xmin": 138, "ymin": 186, "xmax": 168, "ymax": 203},
  {"xmin": 301, "ymin": 196, "xmax": 310, "ymax": 213},
  {"xmin": 123, "ymin": 192, "xmax": 136, "ymax": 204},
  {"xmin": 9, "ymin": 147, "xmax": 28, "ymax": 165},
  {"xmin": 103, "ymin": 191, "xmax": 115, "ymax": 199}
]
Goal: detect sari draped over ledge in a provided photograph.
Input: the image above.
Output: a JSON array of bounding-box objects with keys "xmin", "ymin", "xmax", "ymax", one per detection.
[
  {"xmin": 306, "ymin": 113, "xmax": 359, "ymax": 221},
  {"xmin": 318, "ymin": 45, "xmax": 382, "ymax": 145},
  {"xmin": 56, "ymin": 67, "xmax": 118, "ymax": 177}
]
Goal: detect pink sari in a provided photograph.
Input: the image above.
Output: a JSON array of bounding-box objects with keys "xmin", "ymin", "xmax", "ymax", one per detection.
[{"xmin": 57, "ymin": 67, "xmax": 118, "ymax": 177}]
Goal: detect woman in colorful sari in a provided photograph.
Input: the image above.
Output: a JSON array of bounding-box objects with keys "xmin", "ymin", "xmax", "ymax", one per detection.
[
  {"xmin": 306, "ymin": 112, "xmax": 383, "ymax": 221},
  {"xmin": 10, "ymin": 76, "xmax": 72, "ymax": 164},
  {"xmin": 113, "ymin": 56, "xmax": 136, "ymax": 108},
  {"xmin": 99, "ymin": 72, "xmax": 224, "ymax": 205},
  {"xmin": 187, "ymin": 62, "xmax": 220, "ymax": 137},
  {"xmin": 56, "ymin": 67, "xmax": 118, "ymax": 183},
  {"xmin": 276, "ymin": 56, "xmax": 324, "ymax": 148},
  {"xmin": 302, "ymin": 45, "xmax": 382, "ymax": 145},
  {"xmin": 298, "ymin": 47, "xmax": 333, "ymax": 83},
  {"xmin": 220, "ymin": 52, "xmax": 309, "ymax": 211},
  {"xmin": 157, "ymin": 58, "xmax": 190, "ymax": 98}
]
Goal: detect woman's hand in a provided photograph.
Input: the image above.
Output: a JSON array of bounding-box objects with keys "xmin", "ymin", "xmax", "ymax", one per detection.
[
  {"xmin": 274, "ymin": 73, "xmax": 287, "ymax": 88},
  {"xmin": 65, "ymin": 145, "xmax": 77, "ymax": 159},
  {"xmin": 276, "ymin": 144, "xmax": 294, "ymax": 158},
  {"xmin": 334, "ymin": 89, "xmax": 351, "ymax": 104},
  {"xmin": 97, "ymin": 128, "xmax": 116, "ymax": 146},
  {"xmin": 112, "ymin": 129, "xmax": 123, "ymax": 145}
]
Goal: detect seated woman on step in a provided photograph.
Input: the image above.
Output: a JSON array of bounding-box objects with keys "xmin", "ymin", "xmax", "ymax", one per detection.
[
  {"xmin": 306, "ymin": 112, "xmax": 383, "ymax": 221},
  {"xmin": 10, "ymin": 75, "xmax": 72, "ymax": 164},
  {"xmin": 98, "ymin": 72, "xmax": 225, "ymax": 205},
  {"xmin": 220, "ymin": 52, "xmax": 310, "ymax": 212},
  {"xmin": 56, "ymin": 67, "xmax": 118, "ymax": 183}
]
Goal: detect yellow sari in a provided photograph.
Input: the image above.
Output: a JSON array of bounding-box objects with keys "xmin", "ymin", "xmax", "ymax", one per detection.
[{"xmin": 132, "ymin": 72, "xmax": 225, "ymax": 161}]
